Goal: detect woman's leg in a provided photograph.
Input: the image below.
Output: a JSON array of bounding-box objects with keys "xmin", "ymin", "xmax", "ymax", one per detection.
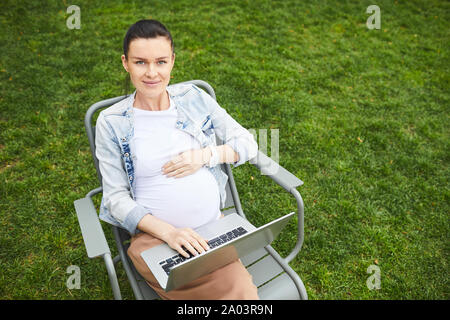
[{"xmin": 127, "ymin": 232, "xmax": 259, "ymax": 300}]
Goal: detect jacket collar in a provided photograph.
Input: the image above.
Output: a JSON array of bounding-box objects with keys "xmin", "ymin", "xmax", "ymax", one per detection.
[{"xmin": 121, "ymin": 84, "xmax": 192, "ymax": 126}]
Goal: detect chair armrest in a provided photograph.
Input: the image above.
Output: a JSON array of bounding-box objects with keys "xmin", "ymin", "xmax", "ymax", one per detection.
[
  {"xmin": 74, "ymin": 195, "xmax": 122, "ymax": 299},
  {"xmin": 74, "ymin": 197, "xmax": 111, "ymax": 258},
  {"xmin": 250, "ymin": 151, "xmax": 303, "ymax": 193}
]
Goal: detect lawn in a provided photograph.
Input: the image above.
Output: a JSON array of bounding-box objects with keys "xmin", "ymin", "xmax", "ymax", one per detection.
[{"xmin": 0, "ymin": 0, "xmax": 448, "ymax": 299}]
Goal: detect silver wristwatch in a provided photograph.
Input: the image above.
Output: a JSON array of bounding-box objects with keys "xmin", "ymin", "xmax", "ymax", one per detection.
[{"xmin": 206, "ymin": 145, "xmax": 219, "ymax": 168}]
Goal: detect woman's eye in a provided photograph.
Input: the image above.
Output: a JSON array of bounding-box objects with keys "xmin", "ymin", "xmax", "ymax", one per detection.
[{"xmin": 135, "ymin": 60, "xmax": 166, "ymax": 65}]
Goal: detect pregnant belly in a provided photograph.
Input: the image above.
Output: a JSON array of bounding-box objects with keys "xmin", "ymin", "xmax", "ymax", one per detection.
[{"xmin": 134, "ymin": 167, "xmax": 221, "ymax": 229}]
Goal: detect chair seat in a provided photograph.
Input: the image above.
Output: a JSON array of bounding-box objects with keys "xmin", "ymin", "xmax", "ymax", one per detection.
[
  {"xmin": 244, "ymin": 249, "xmax": 300, "ymax": 299},
  {"xmin": 257, "ymin": 273, "xmax": 300, "ymax": 300},
  {"xmin": 246, "ymin": 253, "xmax": 283, "ymax": 287}
]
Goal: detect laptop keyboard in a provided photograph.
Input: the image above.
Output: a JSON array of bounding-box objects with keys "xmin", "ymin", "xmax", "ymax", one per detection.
[{"xmin": 158, "ymin": 227, "xmax": 248, "ymax": 276}]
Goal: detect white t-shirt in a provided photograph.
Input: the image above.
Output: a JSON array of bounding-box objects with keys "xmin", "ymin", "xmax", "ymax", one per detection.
[{"xmin": 132, "ymin": 98, "xmax": 221, "ymax": 229}]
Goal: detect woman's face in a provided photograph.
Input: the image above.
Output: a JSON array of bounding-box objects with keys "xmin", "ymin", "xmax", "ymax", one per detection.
[{"xmin": 121, "ymin": 36, "xmax": 175, "ymax": 100}]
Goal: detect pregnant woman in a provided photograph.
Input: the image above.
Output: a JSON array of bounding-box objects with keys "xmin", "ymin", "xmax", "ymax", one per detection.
[{"xmin": 95, "ymin": 19, "xmax": 259, "ymax": 299}]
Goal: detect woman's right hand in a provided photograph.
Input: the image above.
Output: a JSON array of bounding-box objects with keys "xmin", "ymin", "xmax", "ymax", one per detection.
[{"xmin": 161, "ymin": 227, "xmax": 210, "ymax": 258}]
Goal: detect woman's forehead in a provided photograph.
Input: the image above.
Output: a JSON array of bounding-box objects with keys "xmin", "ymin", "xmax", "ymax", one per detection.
[{"xmin": 128, "ymin": 37, "xmax": 172, "ymax": 58}]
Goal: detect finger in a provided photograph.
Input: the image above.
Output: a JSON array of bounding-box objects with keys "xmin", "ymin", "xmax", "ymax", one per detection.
[
  {"xmin": 189, "ymin": 238, "xmax": 206, "ymax": 254},
  {"xmin": 163, "ymin": 164, "xmax": 180, "ymax": 175},
  {"xmin": 174, "ymin": 163, "xmax": 205, "ymax": 178},
  {"xmin": 162, "ymin": 156, "xmax": 183, "ymax": 171},
  {"xmin": 161, "ymin": 161, "xmax": 172, "ymax": 171},
  {"xmin": 166, "ymin": 166, "xmax": 186, "ymax": 177},
  {"xmin": 172, "ymin": 243, "xmax": 190, "ymax": 258},
  {"xmin": 187, "ymin": 229, "xmax": 209, "ymax": 249},
  {"xmin": 173, "ymin": 164, "xmax": 198, "ymax": 178},
  {"xmin": 201, "ymin": 237, "xmax": 210, "ymax": 251},
  {"xmin": 190, "ymin": 232, "xmax": 210, "ymax": 251},
  {"xmin": 184, "ymin": 229, "xmax": 207, "ymax": 251},
  {"xmin": 172, "ymin": 167, "xmax": 194, "ymax": 178},
  {"xmin": 171, "ymin": 154, "xmax": 184, "ymax": 165},
  {"xmin": 164, "ymin": 160, "xmax": 188, "ymax": 175},
  {"xmin": 162, "ymin": 163, "xmax": 177, "ymax": 174},
  {"xmin": 182, "ymin": 241, "xmax": 199, "ymax": 257}
]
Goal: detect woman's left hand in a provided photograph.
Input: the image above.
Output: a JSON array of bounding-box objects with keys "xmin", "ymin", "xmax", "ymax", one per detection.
[{"xmin": 162, "ymin": 148, "xmax": 210, "ymax": 179}]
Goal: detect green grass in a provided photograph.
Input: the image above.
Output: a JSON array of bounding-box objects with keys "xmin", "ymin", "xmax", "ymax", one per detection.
[{"xmin": 0, "ymin": 0, "xmax": 448, "ymax": 299}]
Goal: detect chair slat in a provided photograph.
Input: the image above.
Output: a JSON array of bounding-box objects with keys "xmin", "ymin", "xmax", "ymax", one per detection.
[
  {"xmin": 246, "ymin": 254, "xmax": 284, "ymax": 287},
  {"xmin": 257, "ymin": 273, "xmax": 300, "ymax": 300},
  {"xmin": 241, "ymin": 247, "xmax": 268, "ymax": 267}
]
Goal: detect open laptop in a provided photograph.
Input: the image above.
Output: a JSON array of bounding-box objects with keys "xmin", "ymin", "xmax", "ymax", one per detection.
[{"xmin": 140, "ymin": 212, "xmax": 295, "ymax": 292}]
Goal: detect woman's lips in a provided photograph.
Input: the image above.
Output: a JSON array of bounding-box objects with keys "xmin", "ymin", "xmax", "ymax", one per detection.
[{"xmin": 143, "ymin": 80, "xmax": 161, "ymax": 87}]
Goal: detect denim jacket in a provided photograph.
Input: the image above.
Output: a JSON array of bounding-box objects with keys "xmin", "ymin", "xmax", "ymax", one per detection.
[{"xmin": 95, "ymin": 83, "xmax": 258, "ymax": 235}]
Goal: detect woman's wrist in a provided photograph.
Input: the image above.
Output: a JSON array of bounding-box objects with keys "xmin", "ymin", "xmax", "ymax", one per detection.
[
  {"xmin": 159, "ymin": 227, "xmax": 177, "ymax": 243},
  {"xmin": 207, "ymin": 145, "xmax": 220, "ymax": 167},
  {"xmin": 137, "ymin": 214, "xmax": 176, "ymax": 242},
  {"xmin": 201, "ymin": 145, "xmax": 240, "ymax": 167},
  {"xmin": 202, "ymin": 146, "xmax": 212, "ymax": 166}
]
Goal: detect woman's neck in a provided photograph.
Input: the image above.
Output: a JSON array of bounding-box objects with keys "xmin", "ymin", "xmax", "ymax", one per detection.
[{"xmin": 133, "ymin": 90, "xmax": 170, "ymax": 111}]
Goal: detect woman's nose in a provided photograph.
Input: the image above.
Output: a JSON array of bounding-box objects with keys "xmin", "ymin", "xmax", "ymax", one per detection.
[{"xmin": 145, "ymin": 63, "xmax": 157, "ymax": 77}]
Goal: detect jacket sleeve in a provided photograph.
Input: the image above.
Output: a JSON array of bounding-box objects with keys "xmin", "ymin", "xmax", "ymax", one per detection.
[
  {"xmin": 195, "ymin": 85, "xmax": 258, "ymax": 168},
  {"xmin": 95, "ymin": 112, "xmax": 149, "ymax": 235}
]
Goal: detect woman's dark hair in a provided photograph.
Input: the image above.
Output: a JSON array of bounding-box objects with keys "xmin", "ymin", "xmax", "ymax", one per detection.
[
  {"xmin": 122, "ymin": 19, "xmax": 174, "ymax": 95},
  {"xmin": 123, "ymin": 19, "xmax": 174, "ymax": 59}
]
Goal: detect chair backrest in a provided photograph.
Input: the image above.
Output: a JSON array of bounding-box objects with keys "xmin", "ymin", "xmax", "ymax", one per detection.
[{"xmin": 84, "ymin": 80, "xmax": 244, "ymax": 216}]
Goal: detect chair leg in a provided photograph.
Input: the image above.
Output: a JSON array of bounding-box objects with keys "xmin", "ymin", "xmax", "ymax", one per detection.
[
  {"xmin": 112, "ymin": 226, "xmax": 144, "ymax": 300},
  {"xmin": 103, "ymin": 253, "xmax": 122, "ymax": 300}
]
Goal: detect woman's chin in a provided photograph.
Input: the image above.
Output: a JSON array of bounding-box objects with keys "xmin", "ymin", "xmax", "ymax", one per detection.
[{"xmin": 139, "ymin": 85, "xmax": 165, "ymax": 96}]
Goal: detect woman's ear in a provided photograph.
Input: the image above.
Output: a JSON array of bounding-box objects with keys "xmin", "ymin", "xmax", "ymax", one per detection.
[{"xmin": 121, "ymin": 54, "xmax": 129, "ymax": 72}]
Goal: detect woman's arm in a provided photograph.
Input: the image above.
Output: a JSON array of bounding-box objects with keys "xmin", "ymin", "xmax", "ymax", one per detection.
[
  {"xmin": 208, "ymin": 144, "xmax": 239, "ymax": 164},
  {"xmin": 137, "ymin": 214, "xmax": 210, "ymax": 257},
  {"xmin": 161, "ymin": 86, "xmax": 258, "ymax": 177},
  {"xmin": 197, "ymin": 86, "xmax": 258, "ymax": 168},
  {"xmin": 95, "ymin": 112, "xmax": 149, "ymax": 235}
]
